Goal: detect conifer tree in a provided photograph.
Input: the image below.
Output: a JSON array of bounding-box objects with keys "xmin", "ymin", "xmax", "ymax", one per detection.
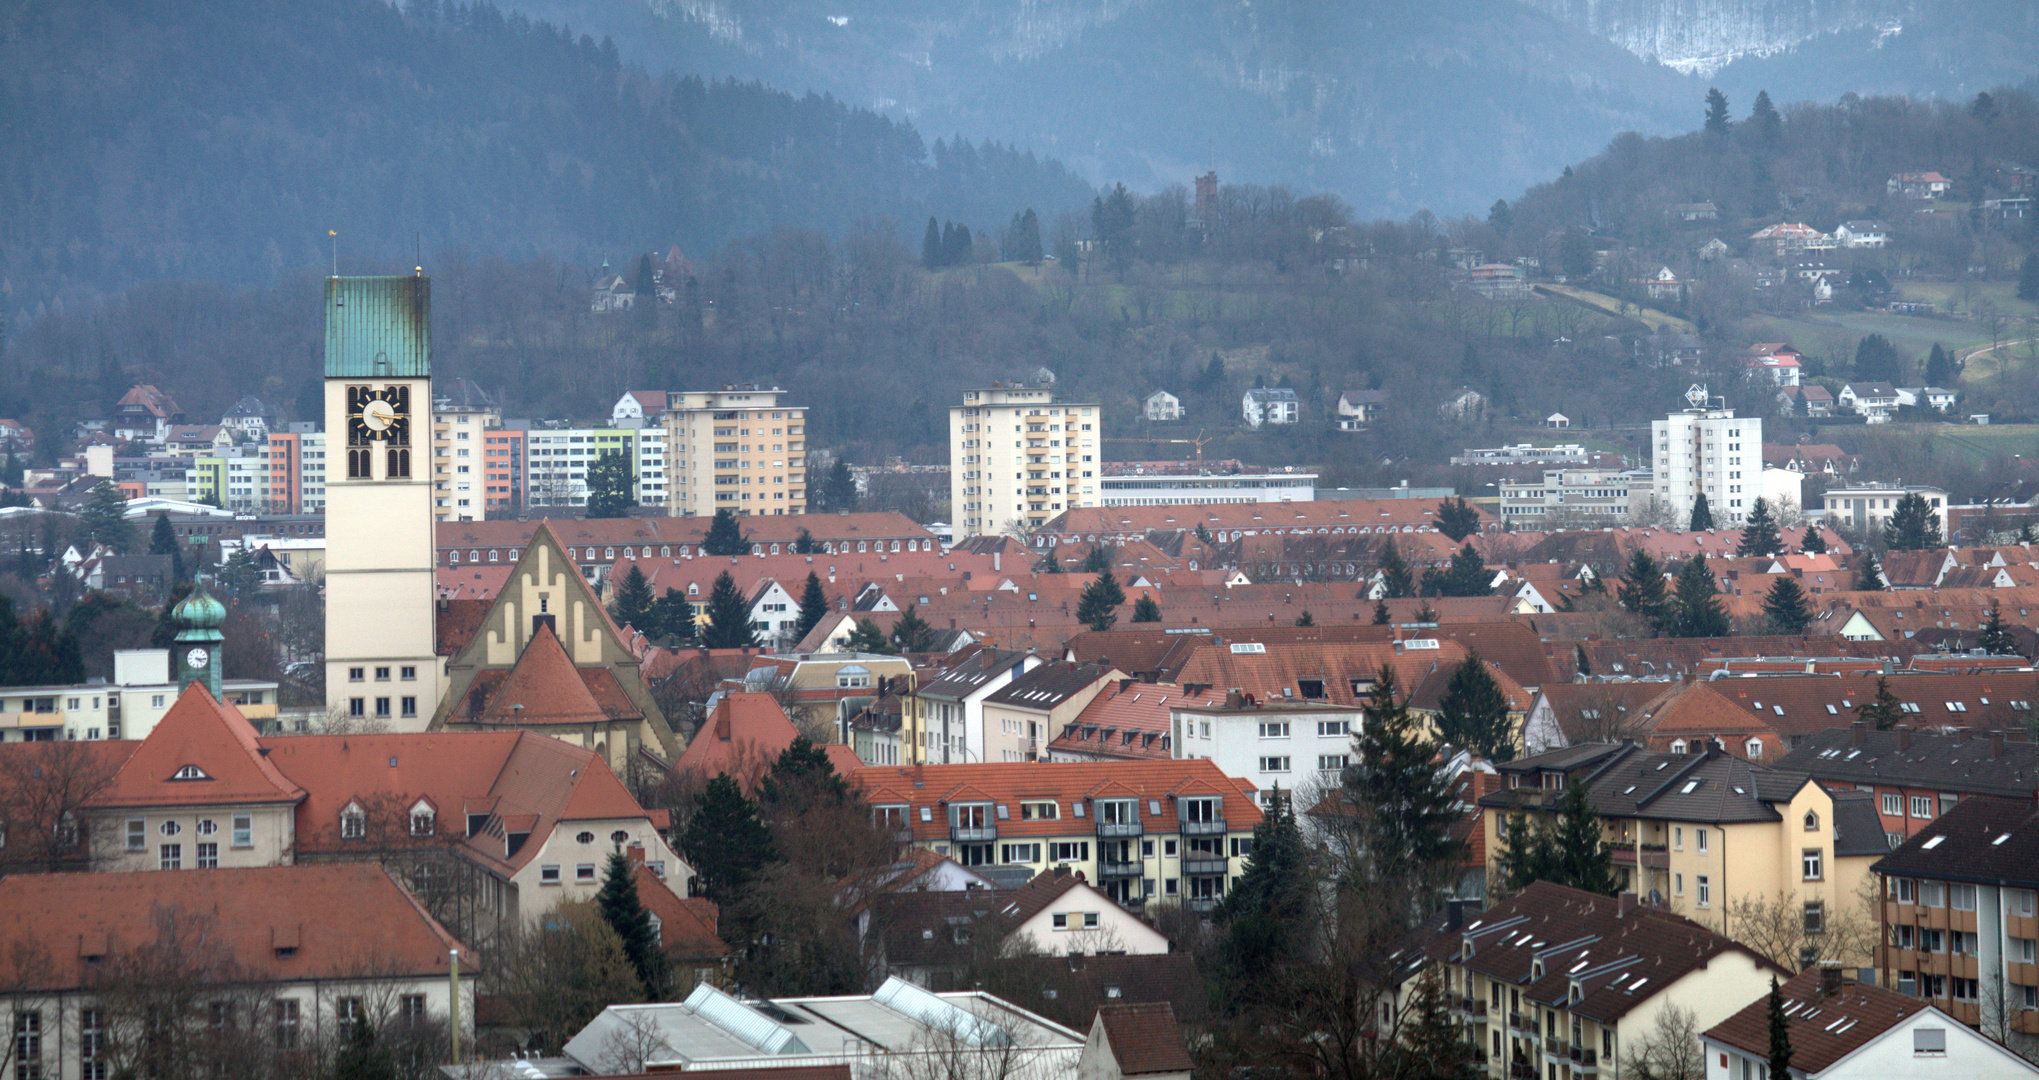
[
  {"xmin": 1435, "ymin": 497, "xmax": 1481, "ymax": 542},
  {"xmin": 701, "ymin": 509, "xmax": 749, "ymax": 556},
  {"xmin": 793, "ymin": 572, "xmax": 829, "ymax": 644},
  {"xmin": 1415, "ymin": 600, "xmax": 1439, "ymax": 623},
  {"xmin": 1372, "ymin": 598, "xmax": 1391, "ymax": 625},
  {"xmin": 1131, "ymin": 595, "xmax": 1162, "ymax": 623},
  {"xmin": 822, "ymin": 458, "xmax": 858, "ymax": 513},
  {"xmin": 792, "ymin": 528, "xmax": 818, "ymax": 554},
  {"xmin": 1076, "ymin": 573, "xmax": 1121, "ymax": 632},
  {"xmin": 1855, "ymin": 675, "xmax": 1904, "ymax": 730},
  {"xmin": 1980, "ymin": 599, "xmax": 2018, "ymax": 656},
  {"xmin": 608, "ymin": 564, "xmax": 656, "ymax": 633},
  {"xmin": 843, "ymin": 617, "xmax": 894, "ymax": 654},
  {"xmin": 1422, "ymin": 542, "xmax": 1491, "ymax": 598},
  {"xmin": 653, "ymin": 587, "xmax": 695, "ymax": 642},
  {"xmin": 1883, "ymin": 493, "xmax": 1944, "ymax": 551},
  {"xmin": 889, "ymin": 604, "xmax": 936, "ymax": 653},
  {"xmin": 680, "ymin": 774, "xmax": 775, "ymax": 904},
  {"xmin": 1549, "ymin": 781, "xmax": 1621, "ymax": 897},
  {"xmin": 79, "ymin": 480, "xmax": 135, "ymax": 553},
  {"xmin": 1081, "ymin": 543, "xmax": 1114, "ymax": 573},
  {"xmin": 1688, "ymin": 492, "xmax": 1716, "ymax": 532},
  {"xmin": 1766, "ymin": 977, "xmax": 1794, "ymax": 1080},
  {"xmin": 597, "ymin": 850, "xmax": 670, "ymax": 999},
  {"xmin": 1390, "ymin": 970, "xmax": 1482, "ymax": 1080},
  {"xmin": 1672, "ymin": 557, "xmax": 1730, "ymax": 638},
  {"xmin": 1295, "ymin": 609, "xmax": 1314, "ymax": 627},
  {"xmin": 1437, "ymin": 653, "xmax": 1514, "ymax": 763},
  {"xmin": 1737, "ymin": 498, "xmax": 1782, "ymax": 557},
  {"xmin": 2020, "ymin": 254, "xmax": 2039, "ymax": 303},
  {"xmin": 584, "ymin": 450, "xmax": 636, "ymax": 518},
  {"xmin": 1799, "ymin": 525, "xmax": 1827, "ymax": 555},
  {"xmin": 149, "ymin": 512, "xmax": 187, "ymax": 584},
  {"xmin": 1925, "ymin": 342, "xmax": 1958, "ymax": 387},
  {"xmin": 1212, "ymin": 788, "xmax": 1311, "ymax": 1012},
  {"xmin": 1704, "ymin": 88, "xmax": 1732, "ymax": 135},
  {"xmin": 1748, "ymin": 89, "xmax": 1783, "ymax": 147},
  {"xmin": 1854, "ymin": 553, "xmax": 1887, "ymax": 591},
  {"xmin": 1040, "ymin": 550, "xmax": 1062, "ymax": 573},
  {"xmin": 700, "ymin": 571, "xmax": 760, "ymax": 648},
  {"xmin": 1344, "ymin": 667, "xmax": 1464, "ymax": 896},
  {"xmin": 921, "ymin": 216, "xmax": 942, "ymax": 269},
  {"xmin": 1377, "ymin": 538, "xmax": 1415, "ymax": 599},
  {"xmin": 1493, "ymin": 812, "xmax": 1556, "ymax": 896},
  {"xmin": 1762, "ymin": 575, "xmax": 1814, "ymax": 635},
  {"xmin": 2021, "ymin": 523, "xmax": 2039, "ymax": 546},
  {"xmin": 1617, "ymin": 550, "xmax": 1671, "ymax": 634}
]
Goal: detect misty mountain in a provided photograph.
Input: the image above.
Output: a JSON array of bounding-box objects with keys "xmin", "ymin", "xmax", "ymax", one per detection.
[
  {"xmin": 508, "ymin": 0, "xmax": 1694, "ymax": 218},
  {"xmin": 0, "ymin": 0, "xmax": 1093, "ymax": 320}
]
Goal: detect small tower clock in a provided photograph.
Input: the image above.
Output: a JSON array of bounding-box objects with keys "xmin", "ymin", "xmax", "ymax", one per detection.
[{"xmin": 172, "ymin": 581, "xmax": 226, "ymax": 701}]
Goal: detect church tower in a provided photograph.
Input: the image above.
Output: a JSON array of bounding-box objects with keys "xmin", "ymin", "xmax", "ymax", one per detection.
[
  {"xmin": 172, "ymin": 580, "xmax": 225, "ymax": 701},
  {"xmin": 323, "ymin": 274, "xmax": 442, "ymax": 731}
]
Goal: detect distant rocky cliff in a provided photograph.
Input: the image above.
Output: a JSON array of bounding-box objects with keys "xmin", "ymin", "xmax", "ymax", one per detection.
[{"xmin": 1519, "ymin": 0, "xmax": 1910, "ymax": 75}]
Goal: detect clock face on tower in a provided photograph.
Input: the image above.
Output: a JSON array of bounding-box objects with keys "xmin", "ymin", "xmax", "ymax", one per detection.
[
  {"xmin": 346, "ymin": 385, "xmax": 411, "ymax": 446},
  {"xmin": 185, "ymin": 646, "xmax": 209, "ymax": 670}
]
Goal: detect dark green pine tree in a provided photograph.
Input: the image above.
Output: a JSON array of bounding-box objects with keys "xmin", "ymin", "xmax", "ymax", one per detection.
[
  {"xmin": 1212, "ymin": 788, "xmax": 1312, "ymax": 1014},
  {"xmin": 1487, "ymin": 198, "xmax": 1513, "ymax": 237},
  {"xmin": 1390, "ymin": 970, "xmax": 1482, "ymax": 1080},
  {"xmin": 584, "ymin": 450, "xmax": 637, "ymax": 519},
  {"xmin": 1856, "ymin": 675, "xmax": 1905, "ymax": 731},
  {"xmin": 1345, "ymin": 667, "xmax": 1465, "ymax": 895},
  {"xmin": 793, "ymin": 573, "xmax": 830, "ymax": 644},
  {"xmin": 1435, "ymin": 497, "xmax": 1481, "ymax": 542},
  {"xmin": 1980, "ymin": 599, "xmax": 2018, "ymax": 656},
  {"xmin": 1415, "ymin": 600, "xmax": 1439, "ymax": 623},
  {"xmin": 1672, "ymin": 557, "xmax": 1730, "ymax": 638},
  {"xmin": 1737, "ymin": 498, "xmax": 1783, "ymax": 557},
  {"xmin": 1747, "ymin": 89, "xmax": 1783, "ymax": 147},
  {"xmin": 79, "ymin": 480, "xmax": 136, "ymax": 553},
  {"xmin": 653, "ymin": 587, "xmax": 695, "ymax": 642},
  {"xmin": 792, "ymin": 528, "xmax": 818, "ymax": 554},
  {"xmin": 1854, "ymin": 553, "xmax": 1887, "ymax": 591},
  {"xmin": 1688, "ymin": 492, "xmax": 1716, "ymax": 532},
  {"xmin": 1076, "ymin": 574, "xmax": 1121, "ymax": 632},
  {"xmin": 1422, "ymin": 542, "xmax": 1491, "ymax": 598},
  {"xmin": 890, "ymin": 604, "xmax": 937, "ymax": 653},
  {"xmin": 1436, "ymin": 653, "xmax": 1514, "ymax": 763},
  {"xmin": 1372, "ymin": 599, "xmax": 1391, "ymax": 625},
  {"xmin": 1704, "ymin": 88, "xmax": 1732, "ymax": 135},
  {"xmin": 1295, "ymin": 609, "xmax": 1315, "ymax": 627},
  {"xmin": 843, "ymin": 617, "xmax": 895, "ymax": 654},
  {"xmin": 1377, "ymin": 538, "xmax": 1415, "ymax": 599},
  {"xmin": 822, "ymin": 458, "xmax": 858, "ymax": 513},
  {"xmin": 330, "ymin": 1014, "xmax": 395, "ymax": 1080},
  {"xmin": 921, "ymin": 216, "xmax": 943, "ymax": 270},
  {"xmin": 1081, "ymin": 544, "xmax": 1114, "ymax": 574},
  {"xmin": 597, "ymin": 850, "xmax": 671, "ymax": 999},
  {"xmin": 700, "ymin": 571, "xmax": 760, "ymax": 648},
  {"xmin": 2018, "ymin": 254, "xmax": 2039, "ymax": 303},
  {"xmin": 149, "ymin": 512, "xmax": 187, "ymax": 584},
  {"xmin": 1096, "ymin": 569, "xmax": 1125, "ymax": 607},
  {"xmin": 701, "ymin": 509, "xmax": 749, "ymax": 556},
  {"xmin": 680, "ymin": 774, "xmax": 776, "ymax": 904},
  {"xmin": 1494, "ymin": 813, "xmax": 1556, "ymax": 895},
  {"xmin": 760, "ymin": 735, "xmax": 850, "ymax": 808},
  {"xmin": 1766, "ymin": 977, "xmax": 1795, "ymax": 1080},
  {"xmin": 1549, "ymin": 781, "xmax": 1621, "ymax": 897},
  {"xmin": 1130, "ymin": 595, "xmax": 1162, "ymax": 623},
  {"xmin": 1040, "ymin": 550, "xmax": 1063, "ymax": 573},
  {"xmin": 608, "ymin": 564, "xmax": 656, "ymax": 633},
  {"xmin": 1853, "ymin": 333, "xmax": 1903, "ymax": 383},
  {"xmin": 1763, "ymin": 576, "xmax": 1814, "ymax": 635},
  {"xmin": 1925, "ymin": 342, "xmax": 1959, "ymax": 387},
  {"xmin": 1800, "ymin": 525, "xmax": 1827, "ymax": 555},
  {"xmin": 1883, "ymin": 493, "xmax": 1944, "ymax": 551}
]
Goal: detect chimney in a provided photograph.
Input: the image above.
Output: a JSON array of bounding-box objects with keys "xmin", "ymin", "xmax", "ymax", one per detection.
[
  {"xmin": 1897, "ymin": 727, "xmax": 1912, "ymax": 750},
  {"xmin": 625, "ymin": 842, "xmax": 646, "ymax": 868},
  {"xmin": 1619, "ymin": 892, "xmax": 1634, "ymax": 918},
  {"xmin": 1818, "ymin": 963, "xmax": 1844, "ymax": 998},
  {"xmin": 1993, "ymin": 731, "xmax": 2007, "ymax": 759},
  {"xmin": 1225, "ymin": 689, "xmax": 1244, "ymax": 709},
  {"xmin": 1851, "ymin": 720, "xmax": 1866, "ymax": 747}
]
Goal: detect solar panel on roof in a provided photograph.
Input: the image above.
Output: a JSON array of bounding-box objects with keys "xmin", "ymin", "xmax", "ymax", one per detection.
[{"xmin": 683, "ymin": 984, "xmax": 810, "ymax": 1054}]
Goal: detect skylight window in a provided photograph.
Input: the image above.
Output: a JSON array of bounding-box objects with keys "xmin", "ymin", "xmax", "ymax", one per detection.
[
  {"xmin": 1681, "ymin": 780, "xmax": 1701, "ymax": 794},
  {"xmin": 1995, "ymin": 834, "xmax": 2012, "ymax": 846},
  {"xmin": 1923, "ymin": 836, "xmax": 1946, "ymax": 849}
]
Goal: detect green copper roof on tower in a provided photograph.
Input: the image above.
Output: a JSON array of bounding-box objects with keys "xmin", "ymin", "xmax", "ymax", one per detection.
[
  {"xmin": 172, "ymin": 579, "xmax": 227, "ymax": 632},
  {"xmin": 324, "ymin": 274, "xmax": 431, "ymax": 378}
]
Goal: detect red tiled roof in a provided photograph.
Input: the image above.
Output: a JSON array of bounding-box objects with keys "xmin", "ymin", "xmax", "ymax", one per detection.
[
  {"xmin": 850, "ymin": 760, "xmax": 1262, "ymax": 840},
  {"xmin": 630, "ymin": 863, "xmax": 731, "ymax": 962},
  {"xmin": 97, "ymin": 684, "xmax": 306, "ymax": 809},
  {"xmin": 0, "ymin": 864, "xmax": 471, "ymax": 992},
  {"xmin": 1095, "ymin": 1002, "xmax": 1194, "ymax": 1076},
  {"xmin": 1702, "ymin": 967, "xmax": 1926, "ymax": 1073}
]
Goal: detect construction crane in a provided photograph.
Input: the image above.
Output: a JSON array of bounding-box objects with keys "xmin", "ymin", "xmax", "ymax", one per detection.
[{"xmin": 1102, "ymin": 430, "xmax": 1214, "ymax": 463}]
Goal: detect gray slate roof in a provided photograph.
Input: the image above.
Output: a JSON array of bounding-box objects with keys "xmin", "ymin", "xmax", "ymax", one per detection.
[{"xmin": 1774, "ymin": 725, "xmax": 2039, "ymax": 800}]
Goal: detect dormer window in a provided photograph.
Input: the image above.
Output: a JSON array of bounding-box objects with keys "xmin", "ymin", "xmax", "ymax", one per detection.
[
  {"xmin": 1532, "ymin": 960, "xmax": 1544, "ymax": 979},
  {"xmin": 1804, "ymin": 810, "xmax": 1820, "ymax": 832},
  {"xmin": 340, "ymin": 803, "xmax": 366, "ymax": 840},
  {"xmin": 409, "ymin": 802, "xmax": 436, "ymax": 837},
  {"xmin": 171, "ymin": 765, "xmax": 210, "ymax": 781}
]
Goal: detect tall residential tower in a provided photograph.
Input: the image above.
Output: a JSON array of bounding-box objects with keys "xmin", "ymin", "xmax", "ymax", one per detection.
[
  {"xmin": 950, "ymin": 386, "xmax": 1100, "ymax": 540},
  {"xmin": 323, "ymin": 275, "xmax": 444, "ymax": 730},
  {"xmin": 1651, "ymin": 385, "xmax": 1761, "ymax": 527}
]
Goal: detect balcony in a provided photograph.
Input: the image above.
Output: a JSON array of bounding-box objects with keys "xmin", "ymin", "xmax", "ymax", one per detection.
[
  {"xmin": 1179, "ymin": 818, "xmax": 1228, "ymax": 837},
  {"xmin": 950, "ymin": 823, "xmax": 997, "ymax": 843},
  {"xmin": 1095, "ymin": 820, "xmax": 1143, "ymax": 839},
  {"xmin": 1098, "ymin": 859, "xmax": 1143, "ymax": 879},
  {"xmin": 1508, "ymin": 1012, "xmax": 1534, "ymax": 1034},
  {"xmin": 1543, "ymin": 1039, "xmax": 1569, "ymax": 1062},
  {"xmin": 1184, "ymin": 897, "xmax": 1219, "ymax": 914},
  {"xmin": 1573, "ymin": 1047, "xmax": 1598, "ymax": 1072},
  {"xmin": 1508, "ymin": 1062, "xmax": 1536, "ymax": 1080},
  {"xmin": 1182, "ymin": 856, "xmax": 1229, "ymax": 876}
]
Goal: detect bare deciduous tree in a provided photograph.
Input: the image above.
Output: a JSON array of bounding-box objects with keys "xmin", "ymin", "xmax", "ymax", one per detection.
[
  {"xmin": 0, "ymin": 738, "xmax": 121, "ymax": 873},
  {"xmin": 1626, "ymin": 1003, "xmax": 1704, "ymax": 1080},
  {"xmin": 1723, "ymin": 880, "xmax": 1879, "ymax": 972}
]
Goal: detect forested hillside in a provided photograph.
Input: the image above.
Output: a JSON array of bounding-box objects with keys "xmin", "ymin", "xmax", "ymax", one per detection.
[{"xmin": 0, "ymin": 0, "xmax": 1093, "ymax": 320}]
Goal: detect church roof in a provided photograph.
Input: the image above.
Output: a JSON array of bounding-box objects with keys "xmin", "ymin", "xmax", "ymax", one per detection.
[{"xmin": 455, "ymin": 622, "xmax": 643, "ymax": 728}]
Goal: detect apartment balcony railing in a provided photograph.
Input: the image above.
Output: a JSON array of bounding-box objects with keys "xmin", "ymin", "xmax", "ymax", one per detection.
[
  {"xmin": 1095, "ymin": 820, "xmax": 1143, "ymax": 839},
  {"xmin": 1182, "ymin": 856, "xmax": 1229, "ymax": 876},
  {"xmin": 1098, "ymin": 859, "xmax": 1143, "ymax": 879},
  {"xmin": 1543, "ymin": 1039, "xmax": 1569, "ymax": 1062},
  {"xmin": 949, "ymin": 824, "xmax": 997, "ymax": 843},
  {"xmin": 1184, "ymin": 897, "xmax": 1219, "ymax": 914},
  {"xmin": 1179, "ymin": 818, "xmax": 1227, "ymax": 837}
]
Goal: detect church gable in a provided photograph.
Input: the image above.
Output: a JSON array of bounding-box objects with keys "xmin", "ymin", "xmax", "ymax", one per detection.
[{"xmin": 456, "ymin": 521, "xmax": 634, "ymax": 671}]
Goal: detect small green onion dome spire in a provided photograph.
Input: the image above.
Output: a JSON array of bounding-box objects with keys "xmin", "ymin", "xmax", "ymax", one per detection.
[{"xmin": 173, "ymin": 580, "xmax": 227, "ymax": 630}]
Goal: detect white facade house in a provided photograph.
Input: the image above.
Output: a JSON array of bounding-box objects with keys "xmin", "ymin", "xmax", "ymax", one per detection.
[
  {"xmin": 1838, "ymin": 382, "xmax": 1901, "ymax": 422},
  {"xmin": 1835, "ymin": 220, "xmax": 1891, "ymax": 248},
  {"xmin": 1496, "ymin": 468, "xmax": 1652, "ymax": 524},
  {"xmin": 1170, "ymin": 699, "xmax": 1367, "ymax": 808},
  {"xmin": 949, "ymin": 386, "xmax": 1100, "ymax": 539},
  {"xmin": 1820, "ymin": 483, "xmax": 1948, "ymax": 539},
  {"xmin": 1143, "ymin": 390, "xmax": 1183, "ymax": 421},
  {"xmin": 1702, "ymin": 969, "xmax": 2039, "ymax": 1080},
  {"xmin": 1000, "ymin": 876, "xmax": 1173, "ymax": 957},
  {"xmin": 1652, "ymin": 388, "xmax": 1762, "ymax": 525},
  {"xmin": 1897, "ymin": 386, "xmax": 1958, "ymax": 413},
  {"xmin": 1242, "ymin": 388, "xmax": 1300, "ymax": 428},
  {"xmin": 1336, "ymin": 389, "xmax": 1389, "ymax": 430},
  {"xmin": 1098, "ymin": 470, "xmax": 1315, "ymax": 507}
]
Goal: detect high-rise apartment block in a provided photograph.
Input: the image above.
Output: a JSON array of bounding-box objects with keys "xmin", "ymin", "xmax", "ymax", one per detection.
[
  {"xmin": 950, "ymin": 386, "xmax": 1100, "ymax": 539},
  {"xmin": 660, "ymin": 386, "xmax": 806, "ymax": 517},
  {"xmin": 1652, "ymin": 386, "xmax": 1761, "ymax": 526},
  {"xmin": 431, "ymin": 379, "xmax": 502, "ymax": 523}
]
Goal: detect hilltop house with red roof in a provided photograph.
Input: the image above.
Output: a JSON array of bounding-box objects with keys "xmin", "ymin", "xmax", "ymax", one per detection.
[
  {"xmin": 1887, "ymin": 171, "xmax": 1953, "ymax": 199},
  {"xmin": 62, "ymin": 682, "xmax": 688, "ymax": 947}
]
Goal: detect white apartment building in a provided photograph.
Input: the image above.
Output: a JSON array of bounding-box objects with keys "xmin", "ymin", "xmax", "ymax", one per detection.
[
  {"xmin": 1496, "ymin": 467, "xmax": 1653, "ymax": 524},
  {"xmin": 525, "ymin": 427, "xmax": 636, "ymax": 511},
  {"xmin": 221, "ymin": 447, "xmax": 265, "ymax": 513},
  {"xmin": 660, "ymin": 386, "xmax": 807, "ymax": 517},
  {"xmin": 950, "ymin": 386, "xmax": 1100, "ymax": 539},
  {"xmin": 634, "ymin": 426, "xmax": 668, "ymax": 508},
  {"xmin": 300, "ymin": 430, "xmax": 326, "ymax": 513},
  {"xmin": 432, "ymin": 383, "xmax": 502, "ymax": 522},
  {"xmin": 1652, "ymin": 387, "xmax": 1762, "ymax": 525},
  {"xmin": 1449, "ymin": 443, "xmax": 1593, "ymax": 467},
  {"xmin": 1821, "ymin": 483, "xmax": 1950, "ymax": 539},
  {"xmin": 1170, "ymin": 699, "xmax": 1366, "ymax": 808}
]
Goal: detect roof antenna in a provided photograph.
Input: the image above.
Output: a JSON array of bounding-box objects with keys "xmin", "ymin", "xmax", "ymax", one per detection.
[{"xmin": 329, "ymin": 230, "xmax": 338, "ymax": 279}]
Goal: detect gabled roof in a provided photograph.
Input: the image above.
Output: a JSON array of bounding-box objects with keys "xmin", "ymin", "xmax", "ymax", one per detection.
[
  {"xmin": 1873, "ymin": 795, "xmax": 2039, "ymax": 887},
  {"xmin": 984, "ymin": 661, "xmax": 1116, "ymax": 710},
  {"xmin": 1775, "ymin": 725, "xmax": 2039, "ymax": 800},
  {"xmin": 632, "ymin": 863, "xmax": 730, "ymax": 962},
  {"xmin": 0, "ymin": 864, "xmax": 471, "ymax": 992},
  {"xmin": 462, "ymin": 621, "xmax": 637, "ymax": 727},
  {"xmin": 97, "ymin": 683, "xmax": 306, "ymax": 809},
  {"xmin": 851, "ymin": 760, "xmax": 1261, "ymax": 841},
  {"xmin": 1702, "ymin": 968, "xmax": 1931, "ymax": 1074},
  {"xmin": 1094, "ymin": 1003, "xmax": 1194, "ymax": 1076}
]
